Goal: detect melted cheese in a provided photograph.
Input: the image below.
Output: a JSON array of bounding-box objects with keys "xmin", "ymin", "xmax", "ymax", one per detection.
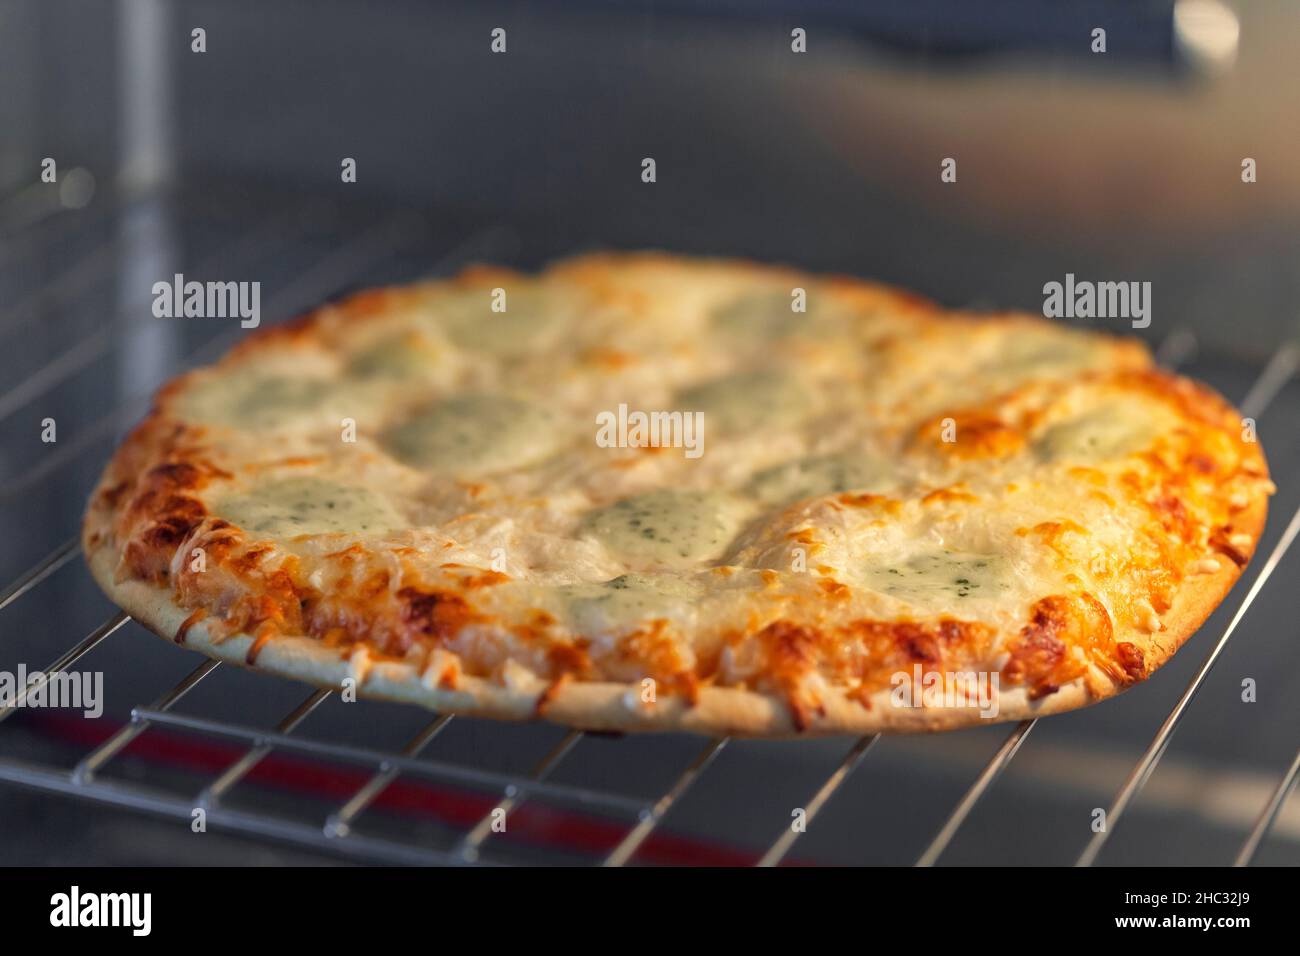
[
  {"xmin": 96, "ymin": 253, "xmax": 1272, "ymax": 722},
  {"xmin": 1034, "ymin": 400, "xmax": 1162, "ymax": 463},
  {"xmin": 710, "ymin": 288, "xmax": 846, "ymax": 343},
  {"xmin": 213, "ymin": 477, "xmax": 403, "ymax": 536},
  {"xmin": 562, "ymin": 573, "xmax": 702, "ymax": 634},
  {"xmin": 383, "ymin": 393, "xmax": 564, "ymax": 477},
  {"xmin": 347, "ymin": 332, "xmax": 445, "ymax": 379},
  {"xmin": 581, "ymin": 490, "xmax": 753, "ymax": 569},
  {"xmin": 187, "ymin": 375, "xmax": 334, "ymax": 429},
  {"xmin": 676, "ymin": 370, "xmax": 813, "ymax": 435},
  {"xmin": 862, "ymin": 550, "xmax": 1010, "ymax": 603},
  {"xmin": 437, "ymin": 288, "xmax": 567, "ymax": 357},
  {"xmin": 748, "ymin": 452, "xmax": 895, "ymax": 505}
]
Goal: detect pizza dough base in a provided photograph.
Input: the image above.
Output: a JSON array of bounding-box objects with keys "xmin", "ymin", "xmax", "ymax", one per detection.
[{"xmin": 86, "ymin": 491, "xmax": 1265, "ymax": 737}]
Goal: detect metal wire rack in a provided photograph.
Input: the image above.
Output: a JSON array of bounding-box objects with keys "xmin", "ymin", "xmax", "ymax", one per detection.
[{"xmin": 0, "ymin": 182, "xmax": 1296, "ymax": 866}]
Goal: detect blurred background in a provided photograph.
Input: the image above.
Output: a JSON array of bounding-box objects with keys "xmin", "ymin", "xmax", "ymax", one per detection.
[{"xmin": 0, "ymin": 0, "xmax": 1295, "ymax": 866}]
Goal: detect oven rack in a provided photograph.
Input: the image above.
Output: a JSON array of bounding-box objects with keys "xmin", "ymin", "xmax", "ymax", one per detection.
[{"xmin": 0, "ymin": 183, "xmax": 1296, "ymax": 866}]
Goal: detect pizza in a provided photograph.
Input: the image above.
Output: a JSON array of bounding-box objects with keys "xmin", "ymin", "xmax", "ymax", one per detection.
[{"xmin": 82, "ymin": 253, "xmax": 1273, "ymax": 736}]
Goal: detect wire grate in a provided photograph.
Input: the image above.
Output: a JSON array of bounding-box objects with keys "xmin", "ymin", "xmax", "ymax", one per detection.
[{"xmin": 0, "ymin": 183, "xmax": 1295, "ymax": 866}]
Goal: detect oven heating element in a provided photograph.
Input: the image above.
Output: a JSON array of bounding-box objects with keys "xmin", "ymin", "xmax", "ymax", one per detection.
[{"xmin": 0, "ymin": 184, "xmax": 1296, "ymax": 866}]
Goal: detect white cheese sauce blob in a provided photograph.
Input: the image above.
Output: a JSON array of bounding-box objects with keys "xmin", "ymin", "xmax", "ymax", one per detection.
[
  {"xmin": 748, "ymin": 452, "xmax": 895, "ymax": 505},
  {"xmin": 581, "ymin": 489, "xmax": 752, "ymax": 568},
  {"xmin": 383, "ymin": 393, "xmax": 564, "ymax": 478},
  {"xmin": 347, "ymin": 333, "xmax": 443, "ymax": 379},
  {"xmin": 676, "ymin": 370, "xmax": 813, "ymax": 436},
  {"xmin": 436, "ymin": 289, "xmax": 566, "ymax": 358},
  {"xmin": 213, "ymin": 477, "xmax": 403, "ymax": 537},
  {"xmin": 711, "ymin": 290, "xmax": 822, "ymax": 340},
  {"xmin": 1034, "ymin": 401, "xmax": 1155, "ymax": 463},
  {"xmin": 861, "ymin": 550, "xmax": 1010, "ymax": 603},
  {"xmin": 182, "ymin": 374, "xmax": 335, "ymax": 430}
]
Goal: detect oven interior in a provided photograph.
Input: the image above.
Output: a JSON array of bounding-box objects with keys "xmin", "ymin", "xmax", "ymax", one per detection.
[{"xmin": 0, "ymin": 0, "xmax": 1297, "ymax": 865}]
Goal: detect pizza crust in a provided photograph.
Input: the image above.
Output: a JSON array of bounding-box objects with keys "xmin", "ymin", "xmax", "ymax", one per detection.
[
  {"xmin": 85, "ymin": 492, "xmax": 1265, "ymax": 737},
  {"xmin": 81, "ymin": 253, "xmax": 1273, "ymax": 738}
]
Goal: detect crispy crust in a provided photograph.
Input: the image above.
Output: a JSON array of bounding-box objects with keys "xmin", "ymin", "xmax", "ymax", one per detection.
[
  {"xmin": 85, "ymin": 494, "xmax": 1265, "ymax": 737},
  {"xmin": 82, "ymin": 254, "xmax": 1273, "ymax": 738}
]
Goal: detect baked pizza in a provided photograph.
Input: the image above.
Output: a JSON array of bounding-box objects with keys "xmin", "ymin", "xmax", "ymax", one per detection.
[{"xmin": 83, "ymin": 254, "xmax": 1273, "ymax": 736}]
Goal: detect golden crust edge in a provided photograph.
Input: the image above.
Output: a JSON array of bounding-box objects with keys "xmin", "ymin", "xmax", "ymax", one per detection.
[
  {"xmin": 168, "ymin": 252, "xmax": 1146, "ymax": 374},
  {"xmin": 84, "ymin": 489, "xmax": 1266, "ymax": 738}
]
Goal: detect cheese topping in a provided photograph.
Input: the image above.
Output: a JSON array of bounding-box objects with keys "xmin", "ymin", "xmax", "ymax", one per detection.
[
  {"xmin": 676, "ymin": 369, "xmax": 814, "ymax": 435},
  {"xmin": 863, "ymin": 550, "xmax": 1010, "ymax": 602},
  {"xmin": 213, "ymin": 477, "xmax": 403, "ymax": 536},
  {"xmin": 384, "ymin": 393, "xmax": 563, "ymax": 477},
  {"xmin": 581, "ymin": 490, "xmax": 753, "ymax": 569},
  {"xmin": 89, "ymin": 253, "xmax": 1272, "ymax": 730}
]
